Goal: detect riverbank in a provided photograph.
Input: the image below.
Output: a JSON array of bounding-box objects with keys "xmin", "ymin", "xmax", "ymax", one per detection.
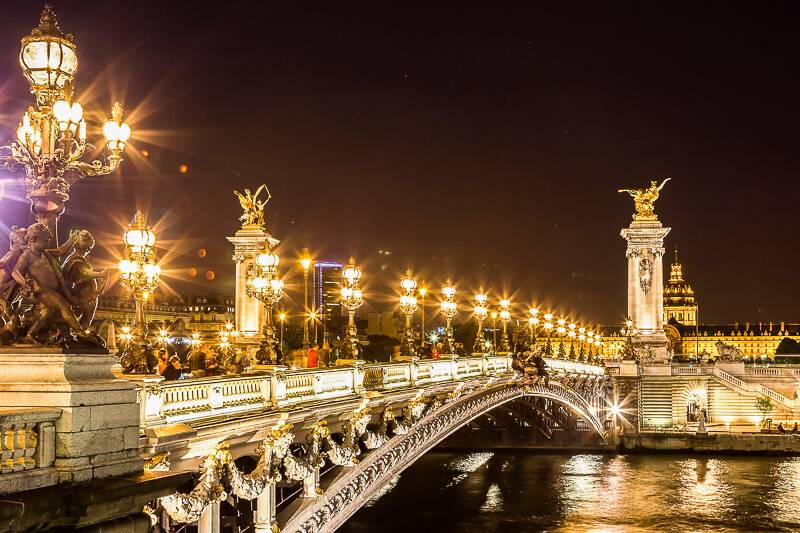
[{"xmin": 621, "ymin": 431, "xmax": 800, "ymax": 454}]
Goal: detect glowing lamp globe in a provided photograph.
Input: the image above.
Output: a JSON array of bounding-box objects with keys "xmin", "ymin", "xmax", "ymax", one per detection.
[
  {"xmin": 475, "ymin": 293, "xmax": 488, "ymax": 306},
  {"xmin": 343, "ymin": 259, "xmax": 361, "ymax": 285},
  {"xmin": 255, "ymin": 247, "xmax": 280, "ymax": 270},
  {"xmin": 400, "ymin": 272, "xmax": 417, "ymax": 293},
  {"xmin": 19, "ymin": 6, "xmax": 78, "ymax": 97}
]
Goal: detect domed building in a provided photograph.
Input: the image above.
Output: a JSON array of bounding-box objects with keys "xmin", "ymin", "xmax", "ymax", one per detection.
[{"xmin": 663, "ymin": 247, "xmax": 697, "ymax": 326}]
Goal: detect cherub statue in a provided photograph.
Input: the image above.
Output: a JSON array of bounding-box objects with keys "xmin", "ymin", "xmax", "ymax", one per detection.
[
  {"xmin": 0, "ymin": 226, "xmax": 28, "ymax": 342},
  {"xmin": 61, "ymin": 230, "xmax": 112, "ymax": 329},
  {"xmin": 618, "ymin": 178, "xmax": 671, "ymax": 220},
  {"xmin": 12, "ymin": 224, "xmax": 100, "ymax": 346},
  {"xmin": 233, "ymin": 184, "xmax": 271, "ymax": 227}
]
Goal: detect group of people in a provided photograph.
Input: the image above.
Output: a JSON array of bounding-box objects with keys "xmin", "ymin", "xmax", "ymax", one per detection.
[
  {"xmin": 777, "ymin": 422, "xmax": 800, "ymax": 434},
  {"xmin": 155, "ymin": 348, "xmax": 233, "ymax": 380},
  {"xmin": 306, "ymin": 341, "xmax": 332, "ymax": 368}
]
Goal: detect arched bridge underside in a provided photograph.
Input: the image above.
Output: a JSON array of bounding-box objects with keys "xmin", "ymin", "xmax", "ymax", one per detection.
[{"xmin": 285, "ymin": 379, "xmax": 604, "ymax": 533}]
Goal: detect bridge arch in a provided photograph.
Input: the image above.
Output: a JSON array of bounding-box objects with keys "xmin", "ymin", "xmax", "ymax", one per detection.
[{"xmin": 284, "ymin": 380, "xmax": 607, "ymax": 533}]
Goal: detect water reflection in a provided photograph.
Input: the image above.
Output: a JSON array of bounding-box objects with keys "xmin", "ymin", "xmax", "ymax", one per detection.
[{"xmin": 341, "ymin": 453, "xmax": 800, "ymax": 532}]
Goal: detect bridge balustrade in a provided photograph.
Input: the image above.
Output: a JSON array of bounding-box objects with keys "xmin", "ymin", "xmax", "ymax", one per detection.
[
  {"xmin": 0, "ymin": 408, "xmax": 59, "ymax": 495},
  {"xmin": 137, "ymin": 355, "xmax": 514, "ymax": 428}
]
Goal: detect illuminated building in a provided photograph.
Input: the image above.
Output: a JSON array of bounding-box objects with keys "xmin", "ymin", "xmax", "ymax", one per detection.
[
  {"xmin": 313, "ymin": 261, "xmax": 344, "ymax": 340},
  {"xmin": 663, "ymin": 247, "xmax": 697, "ymax": 326}
]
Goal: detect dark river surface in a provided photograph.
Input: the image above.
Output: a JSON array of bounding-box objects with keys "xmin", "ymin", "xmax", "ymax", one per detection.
[{"xmin": 339, "ymin": 452, "xmax": 800, "ymax": 532}]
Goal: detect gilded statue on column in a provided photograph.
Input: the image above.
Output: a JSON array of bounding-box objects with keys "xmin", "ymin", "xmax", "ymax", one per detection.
[
  {"xmin": 234, "ymin": 184, "xmax": 271, "ymax": 228},
  {"xmin": 618, "ymin": 178, "xmax": 670, "ymax": 221}
]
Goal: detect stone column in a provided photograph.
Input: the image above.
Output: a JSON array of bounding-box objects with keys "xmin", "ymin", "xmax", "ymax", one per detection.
[
  {"xmin": 227, "ymin": 225, "xmax": 280, "ymax": 339},
  {"xmin": 255, "ymin": 484, "xmax": 276, "ymax": 533},
  {"xmin": 620, "ymin": 220, "xmax": 671, "ymax": 363}
]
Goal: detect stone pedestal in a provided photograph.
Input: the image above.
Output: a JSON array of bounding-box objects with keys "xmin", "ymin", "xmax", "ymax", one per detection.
[
  {"xmin": 621, "ymin": 220, "xmax": 671, "ymax": 363},
  {"xmin": 0, "ymin": 347, "xmax": 143, "ymax": 483},
  {"xmin": 227, "ymin": 225, "xmax": 280, "ymax": 339}
]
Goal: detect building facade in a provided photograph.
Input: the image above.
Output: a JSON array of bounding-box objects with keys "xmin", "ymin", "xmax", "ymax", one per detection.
[{"xmin": 313, "ymin": 261, "xmax": 344, "ymax": 340}]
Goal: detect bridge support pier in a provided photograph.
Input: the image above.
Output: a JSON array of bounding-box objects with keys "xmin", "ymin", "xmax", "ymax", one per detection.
[
  {"xmin": 197, "ymin": 501, "xmax": 220, "ymax": 533},
  {"xmin": 255, "ymin": 484, "xmax": 277, "ymax": 532}
]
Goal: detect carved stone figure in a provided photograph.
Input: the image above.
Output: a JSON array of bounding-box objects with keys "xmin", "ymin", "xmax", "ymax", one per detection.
[
  {"xmin": 0, "ymin": 226, "xmax": 27, "ymax": 343},
  {"xmin": 618, "ymin": 178, "xmax": 671, "ymax": 221},
  {"xmin": 635, "ymin": 343, "xmax": 656, "ymax": 364},
  {"xmin": 234, "ymin": 184, "xmax": 270, "ymax": 227},
  {"xmin": 11, "ymin": 224, "xmax": 102, "ymax": 346},
  {"xmin": 61, "ymin": 230, "xmax": 111, "ymax": 329},
  {"xmin": 715, "ymin": 340, "xmax": 743, "ymax": 362},
  {"xmin": 638, "ymin": 253, "xmax": 652, "ymax": 294}
]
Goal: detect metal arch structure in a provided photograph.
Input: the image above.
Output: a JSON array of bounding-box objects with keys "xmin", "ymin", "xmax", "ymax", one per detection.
[{"xmin": 284, "ymin": 379, "xmax": 609, "ymax": 533}]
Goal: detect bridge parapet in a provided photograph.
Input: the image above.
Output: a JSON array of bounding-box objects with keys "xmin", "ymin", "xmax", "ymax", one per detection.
[{"xmin": 137, "ymin": 355, "xmax": 514, "ymax": 429}]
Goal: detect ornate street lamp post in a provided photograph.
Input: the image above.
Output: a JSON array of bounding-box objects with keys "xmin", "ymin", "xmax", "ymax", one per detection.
[
  {"xmin": 499, "ymin": 299, "xmax": 512, "ymax": 353},
  {"xmin": 528, "ymin": 307, "xmax": 540, "ymax": 351},
  {"xmin": 246, "ymin": 242, "xmax": 284, "ymax": 364},
  {"xmin": 118, "ymin": 211, "xmax": 160, "ymax": 339},
  {"xmin": 543, "ymin": 313, "xmax": 554, "ymax": 356},
  {"xmin": 473, "ymin": 291, "xmax": 489, "ymax": 354},
  {"xmin": 578, "ymin": 327, "xmax": 587, "ymax": 361},
  {"xmin": 595, "ymin": 336, "xmax": 604, "ymax": 363},
  {"xmin": 621, "ymin": 318, "xmax": 637, "ymax": 360},
  {"xmin": 300, "ymin": 249, "xmax": 312, "ymax": 350},
  {"xmin": 440, "ymin": 280, "xmax": 457, "ymax": 355},
  {"xmin": 490, "ymin": 311, "xmax": 498, "ymax": 354},
  {"xmin": 418, "ymin": 286, "xmax": 427, "ymax": 348},
  {"xmin": 556, "ymin": 318, "xmax": 567, "ymax": 358},
  {"xmin": 340, "ymin": 257, "xmax": 364, "ymax": 358},
  {"xmin": 586, "ymin": 331, "xmax": 595, "ymax": 360},
  {"xmin": 1, "ymin": 6, "xmax": 133, "ymax": 243},
  {"xmin": 399, "ymin": 270, "xmax": 419, "ymax": 357},
  {"xmin": 568, "ymin": 322, "xmax": 577, "ymax": 359}
]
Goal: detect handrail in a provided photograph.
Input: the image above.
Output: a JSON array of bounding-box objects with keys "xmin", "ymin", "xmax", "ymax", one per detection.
[
  {"xmin": 136, "ymin": 355, "xmax": 514, "ymax": 427},
  {"xmin": 712, "ymin": 367, "xmax": 796, "ymax": 408}
]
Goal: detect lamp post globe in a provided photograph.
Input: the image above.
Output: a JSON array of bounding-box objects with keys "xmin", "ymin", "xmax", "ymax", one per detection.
[{"xmin": 439, "ymin": 280, "xmax": 457, "ymax": 354}]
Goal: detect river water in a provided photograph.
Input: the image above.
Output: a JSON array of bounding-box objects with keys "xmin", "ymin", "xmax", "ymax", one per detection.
[{"xmin": 339, "ymin": 452, "xmax": 800, "ymax": 532}]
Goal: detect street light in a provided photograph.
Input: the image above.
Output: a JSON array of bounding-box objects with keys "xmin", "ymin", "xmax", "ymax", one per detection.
[
  {"xmin": 418, "ymin": 286, "xmax": 427, "ymax": 348},
  {"xmin": 528, "ymin": 307, "xmax": 540, "ymax": 352},
  {"xmin": 473, "ymin": 290, "xmax": 489, "ymax": 354},
  {"xmin": 499, "ymin": 298, "xmax": 512, "ymax": 353},
  {"xmin": 341, "ymin": 257, "xmax": 364, "ymax": 358},
  {"xmin": 556, "ymin": 318, "xmax": 567, "ymax": 358},
  {"xmin": 621, "ymin": 317, "xmax": 637, "ymax": 360},
  {"xmin": 543, "ymin": 313, "xmax": 554, "ymax": 356},
  {"xmin": 246, "ymin": 241, "xmax": 284, "ymax": 364},
  {"xmin": 278, "ymin": 311, "xmax": 287, "ymax": 355},
  {"xmin": 300, "ymin": 248, "xmax": 312, "ymax": 350},
  {"xmin": 118, "ymin": 211, "xmax": 160, "ymax": 340},
  {"xmin": 568, "ymin": 323, "xmax": 577, "ymax": 359},
  {"xmin": 440, "ymin": 280, "xmax": 457, "ymax": 354},
  {"xmin": 399, "ymin": 270, "xmax": 418, "ymax": 357},
  {"xmin": 1, "ymin": 6, "xmax": 133, "ymax": 242}
]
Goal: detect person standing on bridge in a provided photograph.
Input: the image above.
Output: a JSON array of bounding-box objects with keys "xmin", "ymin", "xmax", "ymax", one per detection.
[
  {"xmin": 318, "ymin": 341, "xmax": 330, "ymax": 367},
  {"xmin": 308, "ymin": 343, "xmax": 319, "ymax": 368}
]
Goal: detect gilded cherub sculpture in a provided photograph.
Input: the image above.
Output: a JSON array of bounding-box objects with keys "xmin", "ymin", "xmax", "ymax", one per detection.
[
  {"xmin": 234, "ymin": 184, "xmax": 271, "ymax": 227},
  {"xmin": 618, "ymin": 178, "xmax": 671, "ymax": 221}
]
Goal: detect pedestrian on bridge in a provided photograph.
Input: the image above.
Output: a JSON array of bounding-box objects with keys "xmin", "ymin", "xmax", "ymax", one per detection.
[{"xmin": 308, "ymin": 343, "xmax": 319, "ymax": 368}]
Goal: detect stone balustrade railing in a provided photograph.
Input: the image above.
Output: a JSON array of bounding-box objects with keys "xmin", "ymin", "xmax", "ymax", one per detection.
[
  {"xmin": 542, "ymin": 357, "xmax": 606, "ymax": 376},
  {"xmin": 137, "ymin": 355, "xmax": 513, "ymax": 427},
  {"xmin": 0, "ymin": 408, "xmax": 60, "ymax": 494}
]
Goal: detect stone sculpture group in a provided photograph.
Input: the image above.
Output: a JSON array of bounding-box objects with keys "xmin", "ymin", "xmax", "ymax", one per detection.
[{"xmin": 0, "ymin": 223, "xmax": 109, "ymax": 347}]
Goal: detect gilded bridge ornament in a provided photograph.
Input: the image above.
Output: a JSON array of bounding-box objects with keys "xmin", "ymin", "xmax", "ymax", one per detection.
[
  {"xmin": 234, "ymin": 184, "xmax": 271, "ymax": 228},
  {"xmin": 618, "ymin": 177, "xmax": 671, "ymax": 221}
]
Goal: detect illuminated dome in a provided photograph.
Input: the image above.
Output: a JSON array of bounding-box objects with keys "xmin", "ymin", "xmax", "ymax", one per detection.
[
  {"xmin": 664, "ymin": 247, "xmax": 695, "ymax": 306},
  {"xmin": 664, "ymin": 247, "xmax": 698, "ymax": 326}
]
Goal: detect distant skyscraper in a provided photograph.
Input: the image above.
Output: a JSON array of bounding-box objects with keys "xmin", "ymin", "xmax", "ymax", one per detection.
[{"xmin": 313, "ymin": 261, "xmax": 343, "ymax": 341}]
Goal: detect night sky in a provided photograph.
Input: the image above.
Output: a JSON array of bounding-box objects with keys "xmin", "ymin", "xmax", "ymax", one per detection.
[{"xmin": 1, "ymin": 2, "xmax": 799, "ymax": 325}]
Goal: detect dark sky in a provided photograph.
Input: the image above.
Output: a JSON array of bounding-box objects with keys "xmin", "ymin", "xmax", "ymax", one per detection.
[{"xmin": 1, "ymin": 2, "xmax": 799, "ymax": 325}]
